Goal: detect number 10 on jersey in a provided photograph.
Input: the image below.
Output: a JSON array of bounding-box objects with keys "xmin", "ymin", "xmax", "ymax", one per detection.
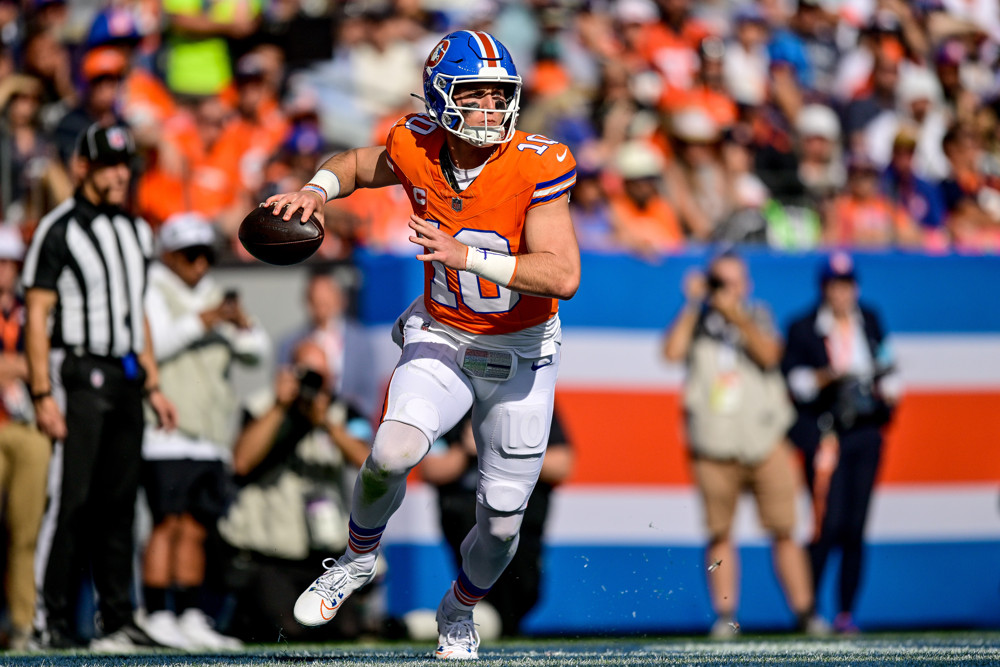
[{"xmin": 427, "ymin": 224, "xmax": 521, "ymax": 314}]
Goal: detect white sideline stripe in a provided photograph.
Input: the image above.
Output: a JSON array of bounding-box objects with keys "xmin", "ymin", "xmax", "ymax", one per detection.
[
  {"xmin": 557, "ymin": 331, "xmax": 1000, "ymax": 390},
  {"xmin": 370, "ymin": 327, "xmax": 1000, "ymax": 391},
  {"xmin": 382, "ymin": 483, "xmax": 1000, "ymax": 545}
]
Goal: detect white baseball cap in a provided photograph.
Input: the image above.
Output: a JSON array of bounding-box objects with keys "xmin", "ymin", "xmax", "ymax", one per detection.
[
  {"xmin": 0, "ymin": 225, "xmax": 25, "ymax": 262},
  {"xmin": 158, "ymin": 213, "xmax": 216, "ymax": 253},
  {"xmin": 897, "ymin": 67, "xmax": 942, "ymax": 106},
  {"xmin": 796, "ymin": 104, "xmax": 841, "ymax": 141},
  {"xmin": 615, "ymin": 141, "xmax": 665, "ymax": 180},
  {"xmin": 671, "ymin": 108, "xmax": 720, "ymax": 143}
]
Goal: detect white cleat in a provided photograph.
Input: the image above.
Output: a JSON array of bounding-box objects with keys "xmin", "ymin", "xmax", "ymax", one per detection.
[
  {"xmin": 293, "ymin": 556, "xmax": 376, "ymax": 627},
  {"xmin": 435, "ymin": 609, "xmax": 480, "ymax": 660}
]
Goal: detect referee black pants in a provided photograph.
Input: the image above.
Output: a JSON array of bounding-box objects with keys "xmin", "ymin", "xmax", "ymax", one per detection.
[{"xmin": 43, "ymin": 354, "xmax": 145, "ymax": 638}]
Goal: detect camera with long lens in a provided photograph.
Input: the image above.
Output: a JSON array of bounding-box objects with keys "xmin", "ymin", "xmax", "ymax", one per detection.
[
  {"xmin": 832, "ymin": 374, "xmax": 877, "ymax": 429},
  {"xmin": 295, "ymin": 367, "xmax": 326, "ymax": 403}
]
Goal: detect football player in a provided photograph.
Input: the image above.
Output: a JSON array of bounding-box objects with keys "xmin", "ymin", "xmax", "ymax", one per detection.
[{"xmin": 266, "ymin": 30, "xmax": 580, "ymax": 660}]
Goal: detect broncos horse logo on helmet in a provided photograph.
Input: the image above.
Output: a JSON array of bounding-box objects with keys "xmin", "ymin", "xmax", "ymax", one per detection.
[{"xmin": 421, "ymin": 30, "xmax": 522, "ymax": 147}]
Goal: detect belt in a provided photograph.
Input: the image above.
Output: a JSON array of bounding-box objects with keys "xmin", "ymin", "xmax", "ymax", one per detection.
[{"xmin": 66, "ymin": 347, "xmax": 142, "ymax": 379}]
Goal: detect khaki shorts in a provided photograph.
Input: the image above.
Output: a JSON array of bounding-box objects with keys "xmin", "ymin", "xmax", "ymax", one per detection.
[{"xmin": 691, "ymin": 443, "xmax": 799, "ymax": 540}]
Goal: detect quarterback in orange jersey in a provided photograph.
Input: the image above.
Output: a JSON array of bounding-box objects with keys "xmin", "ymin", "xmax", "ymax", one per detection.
[{"xmin": 265, "ymin": 29, "xmax": 580, "ymax": 660}]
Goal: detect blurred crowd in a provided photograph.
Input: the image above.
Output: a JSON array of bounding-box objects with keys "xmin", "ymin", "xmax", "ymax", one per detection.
[{"xmin": 2, "ymin": 0, "xmax": 1000, "ymax": 258}]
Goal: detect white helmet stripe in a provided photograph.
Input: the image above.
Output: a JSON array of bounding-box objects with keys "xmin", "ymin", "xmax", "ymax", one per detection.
[{"xmin": 465, "ymin": 29, "xmax": 499, "ymax": 60}]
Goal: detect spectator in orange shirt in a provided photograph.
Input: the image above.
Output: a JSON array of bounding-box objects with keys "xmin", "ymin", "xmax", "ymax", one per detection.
[
  {"xmin": 608, "ymin": 140, "xmax": 684, "ymax": 254},
  {"xmin": 217, "ymin": 53, "xmax": 289, "ymax": 201},
  {"xmin": 825, "ymin": 153, "xmax": 922, "ymax": 248},
  {"xmin": 660, "ymin": 36, "xmax": 737, "ymax": 131},
  {"xmin": 637, "ymin": 0, "xmax": 712, "ymax": 91},
  {"xmin": 136, "ymin": 96, "xmax": 249, "ymax": 240}
]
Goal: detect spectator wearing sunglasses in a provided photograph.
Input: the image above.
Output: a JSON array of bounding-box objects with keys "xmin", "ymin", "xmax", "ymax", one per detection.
[{"xmin": 140, "ymin": 212, "xmax": 269, "ymax": 649}]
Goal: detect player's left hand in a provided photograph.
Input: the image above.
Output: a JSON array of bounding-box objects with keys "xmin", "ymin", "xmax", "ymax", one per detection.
[{"xmin": 408, "ymin": 215, "xmax": 468, "ymax": 270}]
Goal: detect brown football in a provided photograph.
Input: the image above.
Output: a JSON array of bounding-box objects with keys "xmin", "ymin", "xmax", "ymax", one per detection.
[{"xmin": 238, "ymin": 203, "xmax": 324, "ymax": 265}]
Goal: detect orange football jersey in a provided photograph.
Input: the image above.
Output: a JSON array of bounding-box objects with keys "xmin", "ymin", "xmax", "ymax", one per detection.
[{"xmin": 385, "ymin": 113, "xmax": 577, "ymax": 335}]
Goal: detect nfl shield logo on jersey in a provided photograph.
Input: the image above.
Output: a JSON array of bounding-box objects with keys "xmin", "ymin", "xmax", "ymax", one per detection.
[{"xmin": 452, "ymin": 197, "xmax": 462, "ymax": 212}]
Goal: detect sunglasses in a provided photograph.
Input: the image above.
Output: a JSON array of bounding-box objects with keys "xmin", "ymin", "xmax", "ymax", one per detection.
[{"xmin": 180, "ymin": 245, "xmax": 215, "ymax": 264}]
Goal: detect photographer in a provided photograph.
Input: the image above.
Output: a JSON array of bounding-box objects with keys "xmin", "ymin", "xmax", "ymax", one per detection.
[
  {"xmin": 782, "ymin": 252, "xmax": 900, "ymax": 635},
  {"xmin": 220, "ymin": 340, "xmax": 375, "ymax": 642},
  {"xmin": 662, "ymin": 250, "xmax": 824, "ymax": 637}
]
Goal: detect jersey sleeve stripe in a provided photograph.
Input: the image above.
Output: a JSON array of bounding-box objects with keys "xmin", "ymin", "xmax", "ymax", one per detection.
[
  {"xmin": 530, "ymin": 185, "xmax": 575, "ymax": 206},
  {"xmin": 535, "ymin": 168, "xmax": 576, "ymax": 190},
  {"xmin": 532, "ymin": 173, "xmax": 577, "ymax": 199}
]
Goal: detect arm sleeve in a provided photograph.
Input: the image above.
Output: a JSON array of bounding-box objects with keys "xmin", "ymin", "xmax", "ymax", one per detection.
[
  {"xmin": 22, "ymin": 221, "xmax": 67, "ymax": 291},
  {"xmin": 144, "ymin": 286, "xmax": 206, "ymax": 361},
  {"xmin": 781, "ymin": 318, "xmax": 822, "ymax": 402},
  {"xmin": 223, "ymin": 319, "xmax": 271, "ymax": 366}
]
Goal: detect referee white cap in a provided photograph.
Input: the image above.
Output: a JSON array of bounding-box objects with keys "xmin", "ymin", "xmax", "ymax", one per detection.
[{"xmin": 159, "ymin": 213, "xmax": 216, "ymax": 253}]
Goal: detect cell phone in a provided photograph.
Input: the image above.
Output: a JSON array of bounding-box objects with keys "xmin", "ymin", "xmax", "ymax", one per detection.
[{"xmin": 223, "ymin": 289, "xmax": 239, "ymax": 303}]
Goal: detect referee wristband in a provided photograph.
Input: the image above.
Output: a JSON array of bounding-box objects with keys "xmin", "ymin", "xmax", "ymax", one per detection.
[
  {"xmin": 30, "ymin": 389, "xmax": 52, "ymax": 402},
  {"xmin": 142, "ymin": 384, "xmax": 160, "ymax": 398},
  {"xmin": 465, "ymin": 247, "xmax": 517, "ymax": 287},
  {"xmin": 302, "ymin": 169, "xmax": 341, "ymax": 202}
]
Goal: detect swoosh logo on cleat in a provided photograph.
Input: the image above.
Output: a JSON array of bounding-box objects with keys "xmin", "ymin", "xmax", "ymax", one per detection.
[{"xmin": 320, "ymin": 600, "xmax": 337, "ymax": 621}]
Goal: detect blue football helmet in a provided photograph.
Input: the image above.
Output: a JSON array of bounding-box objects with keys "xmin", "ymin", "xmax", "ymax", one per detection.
[{"xmin": 422, "ymin": 30, "xmax": 522, "ymax": 147}]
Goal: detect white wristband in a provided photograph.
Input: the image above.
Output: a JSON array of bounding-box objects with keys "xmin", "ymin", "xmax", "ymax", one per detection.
[
  {"xmin": 465, "ymin": 247, "xmax": 517, "ymax": 287},
  {"xmin": 302, "ymin": 169, "xmax": 341, "ymax": 201}
]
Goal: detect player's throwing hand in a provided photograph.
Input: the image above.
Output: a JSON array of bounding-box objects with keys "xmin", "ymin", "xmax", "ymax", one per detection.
[{"xmin": 265, "ymin": 190, "xmax": 326, "ymax": 225}]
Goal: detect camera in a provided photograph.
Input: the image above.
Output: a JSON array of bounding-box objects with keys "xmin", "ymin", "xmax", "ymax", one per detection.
[
  {"xmin": 223, "ymin": 289, "xmax": 239, "ymax": 303},
  {"xmin": 706, "ymin": 273, "xmax": 725, "ymax": 292},
  {"xmin": 296, "ymin": 367, "xmax": 325, "ymax": 403}
]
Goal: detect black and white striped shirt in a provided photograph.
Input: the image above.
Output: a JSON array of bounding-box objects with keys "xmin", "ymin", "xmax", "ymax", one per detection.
[{"xmin": 22, "ymin": 194, "xmax": 154, "ymax": 358}]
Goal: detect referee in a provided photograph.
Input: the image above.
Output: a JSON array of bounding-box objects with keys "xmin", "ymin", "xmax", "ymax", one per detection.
[{"xmin": 23, "ymin": 123, "xmax": 177, "ymax": 650}]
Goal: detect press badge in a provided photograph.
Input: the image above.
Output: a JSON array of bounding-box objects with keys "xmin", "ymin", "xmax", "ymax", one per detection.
[{"xmin": 458, "ymin": 346, "xmax": 516, "ymax": 381}]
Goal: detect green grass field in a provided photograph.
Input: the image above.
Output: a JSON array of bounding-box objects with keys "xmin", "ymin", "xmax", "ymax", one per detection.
[{"xmin": 6, "ymin": 632, "xmax": 1000, "ymax": 667}]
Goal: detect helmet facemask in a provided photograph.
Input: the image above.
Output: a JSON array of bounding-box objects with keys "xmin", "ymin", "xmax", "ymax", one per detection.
[{"xmin": 428, "ymin": 69, "xmax": 522, "ymax": 147}]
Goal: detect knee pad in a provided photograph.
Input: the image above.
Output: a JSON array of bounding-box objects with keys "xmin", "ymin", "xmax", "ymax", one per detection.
[
  {"xmin": 370, "ymin": 420, "xmax": 430, "ymax": 477},
  {"xmin": 383, "ymin": 391, "xmax": 441, "ymax": 443},
  {"xmin": 479, "ymin": 476, "xmax": 533, "ymax": 513}
]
